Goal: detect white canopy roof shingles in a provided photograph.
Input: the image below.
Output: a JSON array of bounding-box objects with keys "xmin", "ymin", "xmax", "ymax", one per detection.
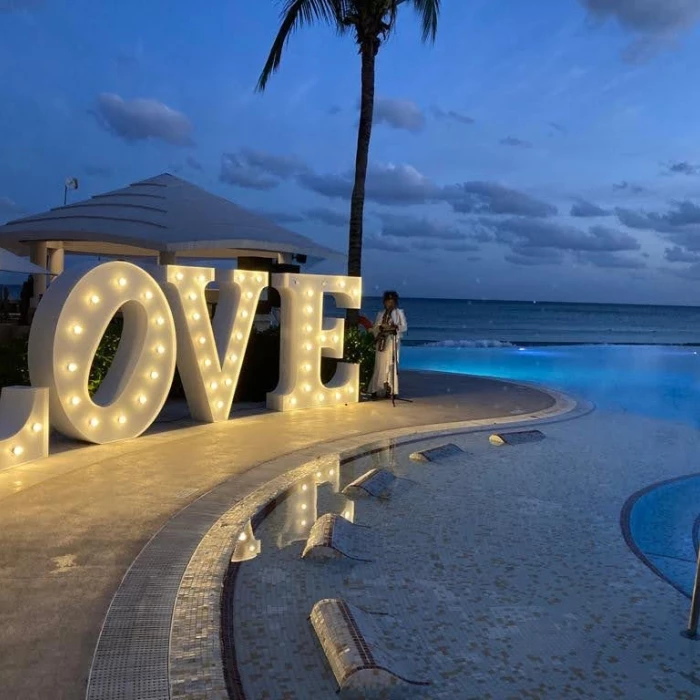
[{"xmin": 0, "ymin": 173, "xmax": 343, "ymax": 265}]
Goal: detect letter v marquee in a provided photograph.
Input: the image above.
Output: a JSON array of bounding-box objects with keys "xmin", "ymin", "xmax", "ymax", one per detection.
[{"xmin": 158, "ymin": 266, "xmax": 268, "ymax": 422}]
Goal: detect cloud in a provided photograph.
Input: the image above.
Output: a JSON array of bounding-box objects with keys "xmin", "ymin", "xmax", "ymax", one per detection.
[
  {"xmin": 255, "ymin": 210, "xmax": 305, "ymax": 224},
  {"xmin": 327, "ymin": 105, "xmax": 342, "ymax": 115},
  {"xmin": 378, "ymin": 214, "xmax": 468, "ymax": 241},
  {"xmin": 490, "ymin": 218, "xmax": 640, "ymax": 252},
  {"xmin": 506, "ymin": 249, "xmax": 565, "ymax": 266},
  {"xmin": 373, "ymin": 98, "xmax": 425, "ymax": 132},
  {"xmin": 93, "ymin": 93, "xmax": 193, "ymax": 146},
  {"xmin": 581, "ymin": 1, "xmax": 700, "ymax": 60},
  {"xmin": 186, "ymin": 156, "xmax": 203, "ymax": 171},
  {"xmin": 664, "ymin": 160, "xmax": 699, "ymax": 176},
  {"xmin": 664, "ymin": 245, "xmax": 700, "ymax": 263},
  {"xmin": 581, "ymin": 0, "xmax": 700, "ymax": 36},
  {"xmin": 365, "ymin": 235, "xmax": 410, "ymax": 253},
  {"xmin": 299, "ymin": 163, "xmax": 438, "ymax": 205},
  {"xmin": 83, "ymin": 164, "xmax": 113, "ymax": 178},
  {"xmin": 219, "ymin": 148, "xmax": 308, "ymax": 190},
  {"xmin": 432, "ymin": 107, "xmax": 475, "ymax": 125},
  {"xmin": 669, "ymin": 262, "xmax": 700, "ymax": 280},
  {"xmin": 575, "ymin": 251, "xmax": 646, "ymax": 268},
  {"xmin": 238, "ymin": 149, "xmax": 308, "ymax": 179},
  {"xmin": 617, "ymin": 200, "xmax": 700, "ymax": 241},
  {"xmin": 220, "ymin": 153, "xmax": 278, "ymax": 190},
  {"xmin": 613, "ymin": 181, "xmax": 645, "ymax": 194},
  {"xmin": 549, "ymin": 122, "xmax": 566, "ymax": 133},
  {"xmin": 304, "ymin": 207, "xmax": 347, "ymax": 226},
  {"xmin": 443, "ymin": 182, "xmax": 557, "ymax": 218},
  {"xmin": 570, "ymin": 199, "xmax": 611, "ymax": 217},
  {"xmin": 500, "ymin": 136, "xmax": 532, "ymax": 148}
]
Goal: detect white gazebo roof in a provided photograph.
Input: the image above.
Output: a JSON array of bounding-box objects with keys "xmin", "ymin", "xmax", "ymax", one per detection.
[
  {"xmin": 0, "ymin": 246, "xmax": 48, "ymax": 274},
  {"xmin": 0, "ymin": 173, "xmax": 343, "ymax": 265}
]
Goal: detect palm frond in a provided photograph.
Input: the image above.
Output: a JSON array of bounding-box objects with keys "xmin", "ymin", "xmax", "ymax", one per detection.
[
  {"xmin": 257, "ymin": 0, "xmax": 347, "ymax": 92},
  {"xmin": 409, "ymin": 0, "xmax": 440, "ymax": 42}
]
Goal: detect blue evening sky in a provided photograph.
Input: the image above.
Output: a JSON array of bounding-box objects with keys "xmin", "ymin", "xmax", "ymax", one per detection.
[{"xmin": 2, "ymin": 0, "xmax": 700, "ymax": 304}]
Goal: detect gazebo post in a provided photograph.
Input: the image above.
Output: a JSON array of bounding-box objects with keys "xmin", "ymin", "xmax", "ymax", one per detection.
[
  {"xmin": 48, "ymin": 246, "xmax": 64, "ymax": 279},
  {"xmin": 158, "ymin": 251, "xmax": 177, "ymax": 266},
  {"xmin": 29, "ymin": 241, "xmax": 48, "ymax": 307}
]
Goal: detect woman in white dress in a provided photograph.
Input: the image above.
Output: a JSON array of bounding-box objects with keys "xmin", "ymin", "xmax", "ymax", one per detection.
[{"xmin": 369, "ymin": 291, "xmax": 408, "ymax": 399}]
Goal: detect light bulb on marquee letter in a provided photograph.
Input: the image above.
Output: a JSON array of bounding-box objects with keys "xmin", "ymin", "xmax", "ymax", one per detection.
[
  {"xmin": 28, "ymin": 262, "xmax": 177, "ymax": 444},
  {"xmin": 0, "ymin": 387, "xmax": 49, "ymax": 469},
  {"xmin": 267, "ymin": 273, "xmax": 361, "ymax": 411},
  {"xmin": 157, "ymin": 266, "xmax": 268, "ymax": 422}
]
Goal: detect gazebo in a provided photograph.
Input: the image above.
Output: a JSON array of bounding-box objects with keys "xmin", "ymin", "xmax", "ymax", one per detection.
[{"xmin": 0, "ymin": 173, "xmax": 343, "ymax": 305}]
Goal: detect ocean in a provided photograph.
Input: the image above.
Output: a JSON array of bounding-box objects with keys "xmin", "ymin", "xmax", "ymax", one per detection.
[{"xmin": 359, "ymin": 297, "xmax": 700, "ymax": 347}]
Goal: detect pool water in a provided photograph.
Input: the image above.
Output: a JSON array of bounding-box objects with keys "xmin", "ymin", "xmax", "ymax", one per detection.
[
  {"xmin": 403, "ymin": 344, "xmax": 700, "ymax": 427},
  {"xmin": 403, "ymin": 343, "xmax": 700, "ymax": 597}
]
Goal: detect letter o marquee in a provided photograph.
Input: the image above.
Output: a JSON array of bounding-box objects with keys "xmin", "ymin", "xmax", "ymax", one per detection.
[{"xmin": 28, "ymin": 262, "xmax": 177, "ymax": 444}]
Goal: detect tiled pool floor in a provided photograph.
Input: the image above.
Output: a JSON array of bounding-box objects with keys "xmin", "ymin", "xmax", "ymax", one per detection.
[{"xmin": 233, "ymin": 411, "xmax": 700, "ymax": 699}]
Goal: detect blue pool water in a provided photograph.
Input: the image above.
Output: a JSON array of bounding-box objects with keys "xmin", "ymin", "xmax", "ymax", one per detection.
[
  {"xmin": 402, "ymin": 344, "xmax": 700, "ymax": 427},
  {"xmin": 401, "ymin": 344, "xmax": 700, "ymax": 596}
]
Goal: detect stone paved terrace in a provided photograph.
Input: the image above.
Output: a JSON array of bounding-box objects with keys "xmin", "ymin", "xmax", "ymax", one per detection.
[{"xmin": 0, "ymin": 371, "xmax": 562, "ymax": 700}]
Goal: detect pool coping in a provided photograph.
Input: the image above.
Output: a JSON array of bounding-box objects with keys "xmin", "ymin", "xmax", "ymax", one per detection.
[{"xmin": 85, "ymin": 383, "xmax": 591, "ymax": 700}]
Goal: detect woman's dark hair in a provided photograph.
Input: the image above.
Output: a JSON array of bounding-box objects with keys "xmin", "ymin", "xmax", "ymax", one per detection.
[{"xmin": 383, "ymin": 290, "xmax": 399, "ymax": 304}]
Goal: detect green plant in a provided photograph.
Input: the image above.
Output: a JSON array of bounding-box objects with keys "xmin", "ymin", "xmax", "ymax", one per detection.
[
  {"xmin": 343, "ymin": 325, "xmax": 376, "ymax": 392},
  {"xmin": 88, "ymin": 318, "xmax": 124, "ymax": 395},
  {"xmin": 0, "ymin": 335, "xmax": 29, "ymax": 388}
]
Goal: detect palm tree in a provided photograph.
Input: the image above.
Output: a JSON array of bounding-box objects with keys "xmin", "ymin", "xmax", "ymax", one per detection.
[{"xmin": 257, "ymin": 0, "xmax": 440, "ymax": 323}]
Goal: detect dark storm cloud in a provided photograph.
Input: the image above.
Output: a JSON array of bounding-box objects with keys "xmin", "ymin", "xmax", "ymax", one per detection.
[
  {"xmin": 570, "ymin": 199, "xmax": 611, "ymax": 217},
  {"xmin": 443, "ymin": 182, "xmax": 557, "ymax": 218},
  {"xmin": 83, "ymin": 164, "xmax": 113, "ymax": 178},
  {"xmin": 490, "ymin": 218, "xmax": 640, "ymax": 252},
  {"xmin": 186, "ymin": 156, "xmax": 203, "ymax": 171},
  {"xmin": 499, "ymin": 136, "xmax": 532, "ymax": 149},
  {"xmin": 432, "ymin": 107, "xmax": 475, "ymax": 125},
  {"xmin": 373, "ymin": 98, "xmax": 425, "ymax": 132},
  {"xmin": 664, "ymin": 246, "xmax": 700, "ymax": 263},
  {"xmin": 93, "ymin": 93, "xmax": 194, "ymax": 146},
  {"xmin": 304, "ymin": 207, "xmax": 347, "ymax": 227},
  {"xmin": 664, "ymin": 160, "xmax": 699, "ymax": 176}
]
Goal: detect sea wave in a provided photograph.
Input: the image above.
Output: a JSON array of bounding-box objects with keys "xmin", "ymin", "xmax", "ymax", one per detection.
[{"xmin": 420, "ymin": 339, "xmax": 515, "ymax": 348}]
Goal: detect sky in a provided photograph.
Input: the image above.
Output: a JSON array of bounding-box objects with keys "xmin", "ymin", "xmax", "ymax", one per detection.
[{"xmin": 2, "ymin": 1, "xmax": 700, "ymax": 304}]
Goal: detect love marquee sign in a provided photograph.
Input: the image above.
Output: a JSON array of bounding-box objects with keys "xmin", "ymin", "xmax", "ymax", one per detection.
[{"xmin": 0, "ymin": 261, "xmax": 362, "ymax": 470}]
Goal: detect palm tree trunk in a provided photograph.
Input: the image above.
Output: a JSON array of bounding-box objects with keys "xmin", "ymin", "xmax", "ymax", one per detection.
[{"xmin": 346, "ymin": 44, "xmax": 376, "ymax": 329}]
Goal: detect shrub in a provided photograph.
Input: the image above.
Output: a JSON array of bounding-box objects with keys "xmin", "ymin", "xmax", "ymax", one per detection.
[{"xmin": 0, "ymin": 321, "xmax": 377, "ymax": 399}]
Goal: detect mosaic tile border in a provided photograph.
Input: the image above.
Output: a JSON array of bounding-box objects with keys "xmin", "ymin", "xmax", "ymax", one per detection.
[{"xmin": 85, "ymin": 384, "xmax": 590, "ymax": 700}]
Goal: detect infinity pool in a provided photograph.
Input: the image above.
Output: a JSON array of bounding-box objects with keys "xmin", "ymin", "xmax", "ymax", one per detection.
[
  {"xmin": 404, "ymin": 343, "xmax": 700, "ymax": 597},
  {"xmin": 403, "ymin": 344, "xmax": 700, "ymax": 426}
]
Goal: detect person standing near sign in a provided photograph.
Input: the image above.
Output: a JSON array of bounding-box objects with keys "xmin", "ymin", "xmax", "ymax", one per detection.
[{"xmin": 369, "ymin": 290, "xmax": 407, "ymax": 399}]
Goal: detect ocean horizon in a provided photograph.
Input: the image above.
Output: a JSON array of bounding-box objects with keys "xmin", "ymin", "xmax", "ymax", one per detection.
[{"xmin": 358, "ymin": 297, "xmax": 700, "ymax": 347}]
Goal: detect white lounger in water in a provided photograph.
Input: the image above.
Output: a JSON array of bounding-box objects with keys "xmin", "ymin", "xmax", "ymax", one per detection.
[{"xmin": 310, "ymin": 598, "xmax": 430, "ymax": 695}]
